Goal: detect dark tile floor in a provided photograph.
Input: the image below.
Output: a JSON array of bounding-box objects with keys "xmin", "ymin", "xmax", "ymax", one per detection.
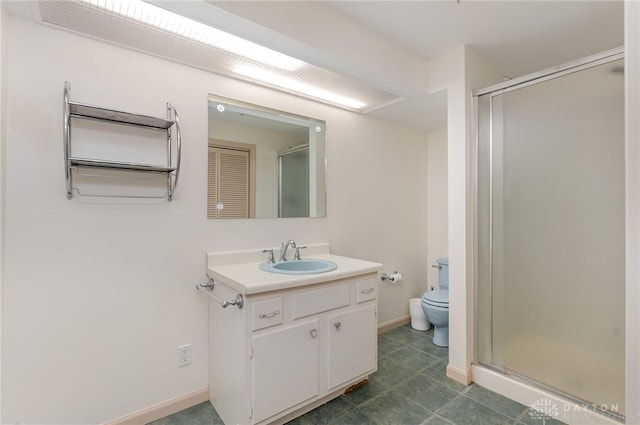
[{"xmin": 149, "ymin": 325, "xmax": 566, "ymax": 425}]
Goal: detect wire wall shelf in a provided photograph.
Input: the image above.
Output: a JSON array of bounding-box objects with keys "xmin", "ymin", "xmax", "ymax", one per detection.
[{"xmin": 63, "ymin": 81, "xmax": 182, "ymax": 201}]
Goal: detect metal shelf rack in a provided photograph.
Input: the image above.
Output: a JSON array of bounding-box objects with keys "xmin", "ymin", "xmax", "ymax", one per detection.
[{"xmin": 63, "ymin": 81, "xmax": 181, "ymax": 200}]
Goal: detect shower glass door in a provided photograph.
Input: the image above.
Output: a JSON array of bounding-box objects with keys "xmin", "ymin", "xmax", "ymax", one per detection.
[
  {"xmin": 278, "ymin": 146, "xmax": 310, "ymax": 218},
  {"xmin": 477, "ymin": 57, "xmax": 625, "ymax": 414}
]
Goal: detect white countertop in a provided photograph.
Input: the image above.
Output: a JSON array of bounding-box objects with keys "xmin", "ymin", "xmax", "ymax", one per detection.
[{"xmin": 207, "ymin": 244, "xmax": 383, "ymax": 295}]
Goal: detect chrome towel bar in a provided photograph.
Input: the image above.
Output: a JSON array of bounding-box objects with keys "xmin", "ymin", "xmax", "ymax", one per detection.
[{"xmin": 196, "ymin": 277, "xmax": 244, "ymax": 309}]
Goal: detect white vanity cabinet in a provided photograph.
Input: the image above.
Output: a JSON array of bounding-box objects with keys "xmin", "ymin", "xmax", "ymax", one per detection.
[
  {"xmin": 327, "ymin": 304, "xmax": 377, "ymax": 391},
  {"xmin": 252, "ymin": 319, "xmax": 320, "ymax": 422},
  {"xmin": 206, "ymin": 270, "xmax": 379, "ymax": 425}
]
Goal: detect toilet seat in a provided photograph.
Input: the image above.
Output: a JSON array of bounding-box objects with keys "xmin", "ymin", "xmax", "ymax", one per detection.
[{"xmin": 422, "ymin": 289, "xmax": 449, "ymax": 307}]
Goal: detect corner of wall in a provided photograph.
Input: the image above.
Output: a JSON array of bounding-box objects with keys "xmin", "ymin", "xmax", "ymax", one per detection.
[
  {"xmin": 464, "ymin": 46, "xmax": 504, "ymax": 92},
  {"xmin": 625, "ymin": 0, "xmax": 640, "ymax": 420},
  {"xmin": 0, "ymin": 4, "xmax": 8, "ymax": 420},
  {"xmin": 425, "ymin": 45, "xmax": 465, "ymax": 95},
  {"xmin": 426, "ymin": 44, "xmax": 503, "ymax": 384},
  {"xmin": 424, "ymin": 44, "xmax": 472, "ymax": 380},
  {"xmin": 426, "ymin": 128, "xmax": 448, "ymax": 287}
]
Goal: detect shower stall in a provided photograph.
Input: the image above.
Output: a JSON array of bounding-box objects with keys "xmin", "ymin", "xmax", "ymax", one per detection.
[
  {"xmin": 475, "ymin": 49, "xmax": 625, "ymax": 419},
  {"xmin": 278, "ymin": 145, "xmax": 310, "ymax": 218}
]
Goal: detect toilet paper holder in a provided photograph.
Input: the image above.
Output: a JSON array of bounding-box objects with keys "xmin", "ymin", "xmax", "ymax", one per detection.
[{"xmin": 381, "ymin": 271, "xmax": 402, "ymax": 283}]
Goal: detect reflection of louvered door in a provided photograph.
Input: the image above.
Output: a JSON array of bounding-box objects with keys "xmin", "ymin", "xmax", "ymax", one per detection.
[{"xmin": 208, "ymin": 146, "xmax": 250, "ymax": 219}]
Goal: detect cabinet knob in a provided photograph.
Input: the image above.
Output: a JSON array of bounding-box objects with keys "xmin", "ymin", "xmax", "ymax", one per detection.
[
  {"xmin": 334, "ymin": 322, "xmax": 342, "ymax": 330},
  {"xmin": 310, "ymin": 329, "xmax": 318, "ymax": 338}
]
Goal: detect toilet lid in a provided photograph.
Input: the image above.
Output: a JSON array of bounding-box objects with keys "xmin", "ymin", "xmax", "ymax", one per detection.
[{"xmin": 422, "ymin": 289, "xmax": 449, "ymax": 306}]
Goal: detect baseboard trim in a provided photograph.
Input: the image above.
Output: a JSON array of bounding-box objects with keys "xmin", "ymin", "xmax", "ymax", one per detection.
[
  {"xmin": 446, "ymin": 364, "xmax": 472, "ymax": 385},
  {"xmin": 103, "ymin": 315, "xmax": 421, "ymax": 423},
  {"xmin": 377, "ymin": 314, "xmax": 410, "ymax": 334},
  {"xmin": 103, "ymin": 387, "xmax": 209, "ymax": 425}
]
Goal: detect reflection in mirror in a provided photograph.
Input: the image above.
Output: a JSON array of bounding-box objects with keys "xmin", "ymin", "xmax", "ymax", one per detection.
[{"xmin": 208, "ymin": 95, "xmax": 326, "ymax": 219}]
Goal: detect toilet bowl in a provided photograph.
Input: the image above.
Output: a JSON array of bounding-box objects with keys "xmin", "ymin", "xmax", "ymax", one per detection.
[
  {"xmin": 421, "ymin": 289, "xmax": 449, "ymax": 346},
  {"xmin": 409, "ymin": 298, "xmax": 430, "ymax": 331},
  {"xmin": 421, "ymin": 258, "xmax": 449, "ymax": 347}
]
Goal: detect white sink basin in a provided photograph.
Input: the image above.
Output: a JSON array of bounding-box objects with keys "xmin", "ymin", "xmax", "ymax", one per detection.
[{"xmin": 259, "ymin": 259, "xmax": 338, "ymax": 275}]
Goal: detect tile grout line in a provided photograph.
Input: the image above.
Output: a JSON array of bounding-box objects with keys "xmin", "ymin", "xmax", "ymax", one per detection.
[
  {"xmin": 452, "ymin": 392, "xmax": 528, "ymax": 423},
  {"xmin": 463, "ymin": 386, "xmax": 531, "ymax": 421},
  {"xmin": 430, "ymin": 414, "xmax": 456, "ymax": 425},
  {"xmin": 433, "ymin": 392, "xmax": 465, "ymax": 415},
  {"xmin": 515, "ymin": 407, "xmax": 533, "ymax": 423},
  {"xmin": 350, "ymin": 326, "xmax": 528, "ymax": 425}
]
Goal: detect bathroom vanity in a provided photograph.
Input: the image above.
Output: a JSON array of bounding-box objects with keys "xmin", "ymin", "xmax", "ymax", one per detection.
[{"xmin": 204, "ymin": 243, "xmax": 382, "ymax": 425}]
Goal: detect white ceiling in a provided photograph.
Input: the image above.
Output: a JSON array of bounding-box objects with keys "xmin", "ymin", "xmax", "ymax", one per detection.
[
  {"xmin": 321, "ymin": 0, "xmax": 623, "ymax": 131},
  {"xmin": 326, "ymin": 1, "xmax": 624, "ymax": 80},
  {"xmin": 4, "ymin": 0, "xmax": 624, "ymax": 133},
  {"xmin": 205, "ymin": 0, "xmax": 623, "ymax": 131}
]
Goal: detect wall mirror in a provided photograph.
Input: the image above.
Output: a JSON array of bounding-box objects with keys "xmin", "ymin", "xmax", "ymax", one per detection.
[{"xmin": 207, "ymin": 95, "xmax": 327, "ymax": 219}]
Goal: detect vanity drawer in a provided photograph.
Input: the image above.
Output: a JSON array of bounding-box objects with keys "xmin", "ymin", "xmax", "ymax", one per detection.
[
  {"xmin": 252, "ymin": 298, "xmax": 283, "ymax": 331},
  {"xmin": 293, "ymin": 283, "xmax": 350, "ymax": 319},
  {"xmin": 356, "ymin": 277, "xmax": 377, "ymax": 303}
]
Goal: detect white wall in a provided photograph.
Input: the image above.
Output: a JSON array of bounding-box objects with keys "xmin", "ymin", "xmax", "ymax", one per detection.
[
  {"xmin": 425, "ymin": 45, "xmax": 502, "ymax": 383},
  {"xmin": 424, "ymin": 46, "xmax": 471, "ymax": 382},
  {"xmin": 324, "ymin": 112, "xmax": 430, "ymax": 323},
  {"xmin": 0, "ymin": 4, "xmax": 7, "ymax": 418},
  {"xmin": 426, "ymin": 129, "xmax": 448, "ymax": 288},
  {"xmin": 626, "ymin": 0, "xmax": 640, "ymax": 421},
  {"xmin": 2, "ymin": 17, "xmax": 429, "ymax": 424}
]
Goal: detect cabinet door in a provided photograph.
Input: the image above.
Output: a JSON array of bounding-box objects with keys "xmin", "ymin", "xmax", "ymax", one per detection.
[
  {"xmin": 327, "ymin": 304, "xmax": 377, "ymax": 390},
  {"xmin": 252, "ymin": 319, "xmax": 320, "ymax": 423}
]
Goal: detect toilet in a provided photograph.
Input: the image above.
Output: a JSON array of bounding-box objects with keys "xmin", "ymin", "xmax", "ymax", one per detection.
[{"xmin": 421, "ymin": 258, "xmax": 449, "ymax": 347}]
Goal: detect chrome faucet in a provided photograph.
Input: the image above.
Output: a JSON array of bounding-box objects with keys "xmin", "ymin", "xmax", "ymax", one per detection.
[{"xmin": 279, "ymin": 239, "xmax": 297, "ymax": 261}]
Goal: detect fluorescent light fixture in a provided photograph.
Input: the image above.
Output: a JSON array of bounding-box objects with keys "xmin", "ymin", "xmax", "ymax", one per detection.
[
  {"xmin": 80, "ymin": 0, "xmax": 306, "ymax": 71},
  {"xmin": 233, "ymin": 66, "xmax": 367, "ymax": 110}
]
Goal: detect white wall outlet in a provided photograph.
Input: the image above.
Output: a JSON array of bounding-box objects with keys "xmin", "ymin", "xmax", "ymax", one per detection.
[{"xmin": 178, "ymin": 344, "xmax": 192, "ymax": 367}]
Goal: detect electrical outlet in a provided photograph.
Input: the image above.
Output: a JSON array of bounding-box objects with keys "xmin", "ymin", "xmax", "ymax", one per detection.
[{"xmin": 178, "ymin": 344, "xmax": 192, "ymax": 367}]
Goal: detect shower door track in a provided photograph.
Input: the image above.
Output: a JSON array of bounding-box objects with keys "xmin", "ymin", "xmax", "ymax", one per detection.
[
  {"xmin": 475, "ymin": 47, "xmax": 623, "ymax": 97},
  {"xmin": 477, "ymin": 361, "xmax": 625, "ymax": 422}
]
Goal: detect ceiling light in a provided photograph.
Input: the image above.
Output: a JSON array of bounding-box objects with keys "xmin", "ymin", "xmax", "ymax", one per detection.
[
  {"xmin": 79, "ymin": 0, "xmax": 306, "ymax": 71},
  {"xmin": 233, "ymin": 66, "xmax": 367, "ymax": 110}
]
